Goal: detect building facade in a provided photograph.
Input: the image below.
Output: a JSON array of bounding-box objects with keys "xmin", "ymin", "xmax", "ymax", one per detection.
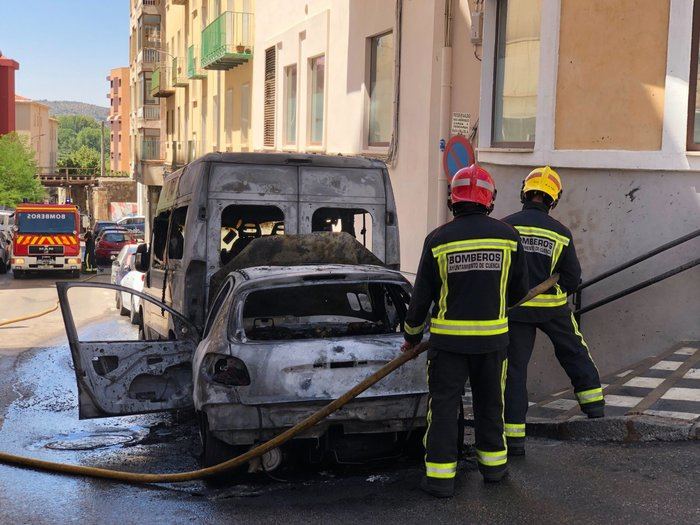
[
  {"xmin": 157, "ymin": 0, "xmax": 254, "ymax": 172},
  {"xmin": 107, "ymin": 67, "xmax": 131, "ymax": 174},
  {"xmin": 14, "ymin": 95, "xmax": 58, "ymax": 175},
  {"xmin": 129, "ymin": 0, "xmax": 167, "ymax": 222},
  {"xmin": 475, "ymin": 0, "xmax": 700, "ymax": 394},
  {"xmin": 251, "ymin": 0, "xmax": 483, "ymax": 273}
]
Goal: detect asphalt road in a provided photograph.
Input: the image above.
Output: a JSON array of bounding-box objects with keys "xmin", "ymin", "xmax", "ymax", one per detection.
[{"xmin": 0, "ymin": 274, "xmax": 698, "ymax": 524}]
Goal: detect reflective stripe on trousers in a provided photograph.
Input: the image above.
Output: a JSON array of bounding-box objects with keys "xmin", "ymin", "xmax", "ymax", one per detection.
[
  {"xmin": 576, "ymin": 387, "xmax": 604, "ymax": 405},
  {"xmin": 475, "ymin": 449, "xmax": 508, "ymax": 467},
  {"xmin": 425, "ymin": 461, "xmax": 458, "ymax": 479},
  {"xmin": 504, "ymin": 423, "xmax": 526, "ymax": 438}
]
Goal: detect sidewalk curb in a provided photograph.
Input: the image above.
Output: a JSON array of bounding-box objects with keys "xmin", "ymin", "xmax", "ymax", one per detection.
[{"xmin": 526, "ymin": 415, "xmax": 699, "ymax": 443}]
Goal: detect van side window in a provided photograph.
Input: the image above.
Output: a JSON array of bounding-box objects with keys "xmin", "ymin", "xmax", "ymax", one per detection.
[
  {"xmin": 168, "ymin": 206, "xmax": 188, "ymax": 260},
  {"xmin": 152, "ymin": 210, "xmax": 171, "ymax": 267},
  {"xmin": 312, "ymin": 208, "xmax": 373, "ymax": 248},
  {"xmin": 220, "ymin": 205, "xmax": 284, "ymax": 266}
]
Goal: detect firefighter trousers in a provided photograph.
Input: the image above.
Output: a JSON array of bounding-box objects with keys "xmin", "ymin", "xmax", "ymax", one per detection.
[
  {"xmin": 424, "ymin": 347, "xmax": 508, "ymax": 487},
  {"xmin": 504, "ymin": 314, "xmax": 604, "ymax": 444}
]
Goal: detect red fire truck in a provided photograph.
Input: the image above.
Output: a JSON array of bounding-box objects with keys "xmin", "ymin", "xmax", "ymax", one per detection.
[{"xmin": 11, "ymin": 203, "xmax": 82, "ymax": 279}]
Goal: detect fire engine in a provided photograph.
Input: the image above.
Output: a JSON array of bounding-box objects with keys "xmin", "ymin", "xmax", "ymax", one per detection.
[{"xmin": 10, "ymin": 203, "xmax": 82, "ymax": 279}]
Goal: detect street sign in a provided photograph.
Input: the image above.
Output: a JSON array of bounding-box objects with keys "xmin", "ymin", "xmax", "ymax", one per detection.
[
  {"xmin": 442, "ymin": 135, "xmax": 475, "ymax": 180},
  {"xmin": 451, "ymin": 112, "xmax": 470, "ymax": 136}
]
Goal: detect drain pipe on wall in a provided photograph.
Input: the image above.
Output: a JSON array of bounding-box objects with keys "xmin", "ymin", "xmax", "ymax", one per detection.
[{"xmin": 437, "ymin": 0, "xmax": 454, "ymax": 226}]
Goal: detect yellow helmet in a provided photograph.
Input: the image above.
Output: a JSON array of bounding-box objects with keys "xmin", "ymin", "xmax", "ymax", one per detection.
[{"xmin": 521, "ymin": 166, "xmax": 562, "ymax": 208}]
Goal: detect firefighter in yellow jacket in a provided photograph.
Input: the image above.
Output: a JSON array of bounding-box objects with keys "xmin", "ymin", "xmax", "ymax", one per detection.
[{"xmin": 503, "ymin": 167, "xmax": 605, "ymax": 457}]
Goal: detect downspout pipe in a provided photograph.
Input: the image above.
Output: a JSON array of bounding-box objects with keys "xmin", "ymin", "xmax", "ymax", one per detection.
[{"xmin": 437, "ymin": 0, "xmax": 453, "ymax": 226}]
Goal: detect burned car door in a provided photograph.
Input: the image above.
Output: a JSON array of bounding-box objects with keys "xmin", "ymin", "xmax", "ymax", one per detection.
[{"xmin": 56, "ymin": 281, "xmax": 199, "ymax": 419}]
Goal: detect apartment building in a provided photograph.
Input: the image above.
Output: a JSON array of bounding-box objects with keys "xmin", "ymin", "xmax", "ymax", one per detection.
[
  {"xmin": 473, "ymin": 0, "xmax": 700, "ymax": 391},
  {"xmin": 128, "ymin": 0, "xmax": 166, "ymax": 221},
  {"xmin": 251, "ymin": 0, "xmax": 482, "ymax": 273},
  {"xmin": 156, "ymin": 0, "xmax": 253, "ymax": 173},
  {"xmin": 14, "ymin": 95, "xmax": 58, "ymax": 174},
  {"xmin": 107, "ymin": 67, "xmax": 131, "ymax": 174}
]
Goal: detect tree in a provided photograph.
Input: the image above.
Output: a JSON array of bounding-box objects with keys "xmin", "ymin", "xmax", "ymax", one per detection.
[
  {"xmin": 0, "ymin": 133, "xmax": 45, "ymax": 207},
  {"xmin": 56, "ymin": 115, "xmax": 100, "ymax": 134},
  {"xmin": 69, "ymin": 145, "xmax": 101, "ymax": 171},
  {"xmin": 57, "ymin": 127, "xmax": 77, "ymax": 162},
  {"xmin": 76, "ymin": 126, "xmax": 109, "ymax": 155}
]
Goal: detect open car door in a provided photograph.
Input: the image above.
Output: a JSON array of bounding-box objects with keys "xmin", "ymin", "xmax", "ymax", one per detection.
[{"xmin": 56, "ymin": 281, "xmax": 199, "ymax": 419}]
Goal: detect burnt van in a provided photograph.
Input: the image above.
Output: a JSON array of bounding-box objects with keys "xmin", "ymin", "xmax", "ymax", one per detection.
[{"xmin": 135, "ymin": 152, "xmax": 400, "ymax": 339}]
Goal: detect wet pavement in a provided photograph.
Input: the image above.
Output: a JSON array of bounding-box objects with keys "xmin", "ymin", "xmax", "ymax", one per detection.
[{"xmin": 0, "ymin": 295, "xmax": 698, "ymax": 523}]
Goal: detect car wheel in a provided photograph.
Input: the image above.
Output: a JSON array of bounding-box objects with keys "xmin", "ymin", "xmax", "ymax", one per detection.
[
  {"xmin": 70, "ymin": 270, "xmax": 80, "ymax": 279},
  {"xmin": 12, "ymin": 269, "xmax": 23, "ymax": 279},
  {"xmin": 119, "ymin": 295, "xmax": 129, "ymax": 316},
  {"xmin": 130, "ymin": 300, "xmax": 142, "ymax": 325},
  {"xmin": 200, "ymin": 413, "xmax": 244, "ymax": 485}
]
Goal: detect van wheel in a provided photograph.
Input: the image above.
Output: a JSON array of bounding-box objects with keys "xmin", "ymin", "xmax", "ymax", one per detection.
[
  {"xmin": 118, "ymin": 294, "xmax": 129, "ymax": 316},
  {"xmin": 200, "ymin": 413, "xmax": 244, "ymax": 485},
  {"xmin": 130, "ymin": 301, "xmax": 142, "ymax": 326}
]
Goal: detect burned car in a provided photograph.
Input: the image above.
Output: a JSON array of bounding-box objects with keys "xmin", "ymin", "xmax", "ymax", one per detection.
[{"xmin": 58, "ymin": 235, "xmax": 427, "ymax": 472}]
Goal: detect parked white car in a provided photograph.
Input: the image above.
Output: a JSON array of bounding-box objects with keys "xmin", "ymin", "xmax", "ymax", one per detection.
[{"xmin": 118, "ymin": 269, "xmax": 145, "ymax": 327}]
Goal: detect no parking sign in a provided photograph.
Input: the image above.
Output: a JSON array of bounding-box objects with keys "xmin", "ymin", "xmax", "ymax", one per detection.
[{"xmin": 442, "ymin": 135, "xmax": 475, "ymax": 180}]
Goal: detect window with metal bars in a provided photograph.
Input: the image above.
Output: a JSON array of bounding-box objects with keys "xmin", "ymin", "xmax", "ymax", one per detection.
[{"xmin": 264, "ymin": 46, "xmax": 277, "ymax": 147}]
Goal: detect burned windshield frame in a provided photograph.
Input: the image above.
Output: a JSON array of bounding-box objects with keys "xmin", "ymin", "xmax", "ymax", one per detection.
[{"xmin": 233, "ymin": 280, "xmax": 410, "ymax": 342}]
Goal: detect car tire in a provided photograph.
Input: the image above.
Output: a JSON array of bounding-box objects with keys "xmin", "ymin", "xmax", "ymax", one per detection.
[
  {"xmin": 118, "ymin": 295, "xmax": 129, "ymax": 316},
  {"xmin": 70, "ymin": 270, "xmax": 80, "ymax": 279},
  {"xmin": 12, "ymin": 269, "xmax": 23, "ymax": 279},
  {"xmin": 130, "ymin": 300, "xmax": 142, "ymax": 326},
  {"xmin": 200, "ymin": 413, "xmax": 244, "ymax": 485}
]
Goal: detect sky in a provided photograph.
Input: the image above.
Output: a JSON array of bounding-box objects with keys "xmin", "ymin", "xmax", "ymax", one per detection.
[{"xmin": 0, "ymin": 0, "xmax": 129, "ymax": 107}]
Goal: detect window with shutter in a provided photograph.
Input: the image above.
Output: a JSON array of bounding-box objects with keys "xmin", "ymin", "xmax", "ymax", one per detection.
[{"xmin": 264, "ymin": 46, "xmax": 277, "ymax": 147}]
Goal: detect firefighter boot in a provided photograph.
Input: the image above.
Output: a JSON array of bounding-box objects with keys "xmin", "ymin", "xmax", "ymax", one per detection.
[
  {"xmin": 583, "ymin": 402, "xmax": 605, "ymax": 419},
  {"xmin": 420, "ymin": 476, "xmax": 454, "ymax": 498},
  {"xmin": 506, "ymin": 436, "xmax": 525, "ymax": 457},
  {"xmin": 480, "ymin": 464, "xmax": 509, "ymax": 483}
]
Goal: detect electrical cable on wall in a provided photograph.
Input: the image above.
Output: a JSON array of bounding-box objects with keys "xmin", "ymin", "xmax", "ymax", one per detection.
[{"xmin": 386, "ymin": 0, "xmax": 403, "ymax": 167}]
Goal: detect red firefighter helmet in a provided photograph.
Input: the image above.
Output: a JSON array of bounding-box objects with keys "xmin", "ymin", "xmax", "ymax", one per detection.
[{"xmin": 450, "ymin": 164, "xmax": 497, "ymax": 212}]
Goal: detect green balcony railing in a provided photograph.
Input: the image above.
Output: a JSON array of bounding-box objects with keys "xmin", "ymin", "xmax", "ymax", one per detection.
[
  {"xmin": 201, "ymin": 11, "xmax": 253, "ymax": 71},
  {"xmin": 171, "ymin": 56, "xmax": 188, "ymax": 87},
  {"xmin": 187, "ymin": 45, "xmax": 206, "ymax": 79},
  {"xmin": 151, "ymin": 65, "xmax": 174, "ymax": 97}
]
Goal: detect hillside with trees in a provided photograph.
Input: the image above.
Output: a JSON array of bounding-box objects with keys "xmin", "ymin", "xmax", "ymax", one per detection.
[{"xmin": 39, "ymin": 100, "xmax": 109, "ymax": 121}]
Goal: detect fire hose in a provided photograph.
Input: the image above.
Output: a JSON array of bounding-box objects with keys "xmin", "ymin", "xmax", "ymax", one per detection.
[
  {"xmin": 0, "ymin": 272, "xmax": 101, "ymax": 328},
  {"xmin": 0, "ymin": 275, "xmax": 558, "ymax": 484}
]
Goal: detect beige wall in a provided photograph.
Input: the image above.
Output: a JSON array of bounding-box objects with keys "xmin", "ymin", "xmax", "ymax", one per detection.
[
  {"xmin": 252, "ymin": 0, "xmax": 482, "ymax": 272},
  {"xmin": 108, "ymin": 67, "xmax": 131, "ymax": 173},
  {"xmin": 15, "ymin": 99, "xmax": 58, "ymax": 174},
  {"xmin": 555, "ymin": 0, "xmax": 670, "ymax": 150},
  {"xmin": 164, "ymin": 0, "xmax": 254, "ymax": 166}
]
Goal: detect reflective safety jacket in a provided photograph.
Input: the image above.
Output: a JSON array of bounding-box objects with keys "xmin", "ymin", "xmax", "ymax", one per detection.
[
  {"xmin": 503, "ymin": 201, "xmax": 581, "ymax": 322},
  {"xmin": 403, "ymin": 209, "xmax": 529, "ymax": 354}
]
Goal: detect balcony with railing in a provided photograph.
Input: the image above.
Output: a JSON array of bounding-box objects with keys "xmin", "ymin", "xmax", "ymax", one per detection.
[
  {"xmin": 171, "ymin": 56, "xmax": 188, "ymax": 87},
  {"xmin": 168, "ymin": 140, "xmax": 197, "ymax": 167},
  {"xmin": 151, "ymin": 65, "xmax": 174, "ymax": 97},
  {"xmin": 187, "ymin": 45, "xmax": 206, "ymax": 79},
  {"xmin": 137, "ymin": 104, "xmax": 161, "ymax": 120},
  {"xmin": 140, "ymin": 138, "xmax": 161, "ymax": 161},
  {"xmin": 201, "ymin": 11, "xmax": 253, "ymax": 71}
]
